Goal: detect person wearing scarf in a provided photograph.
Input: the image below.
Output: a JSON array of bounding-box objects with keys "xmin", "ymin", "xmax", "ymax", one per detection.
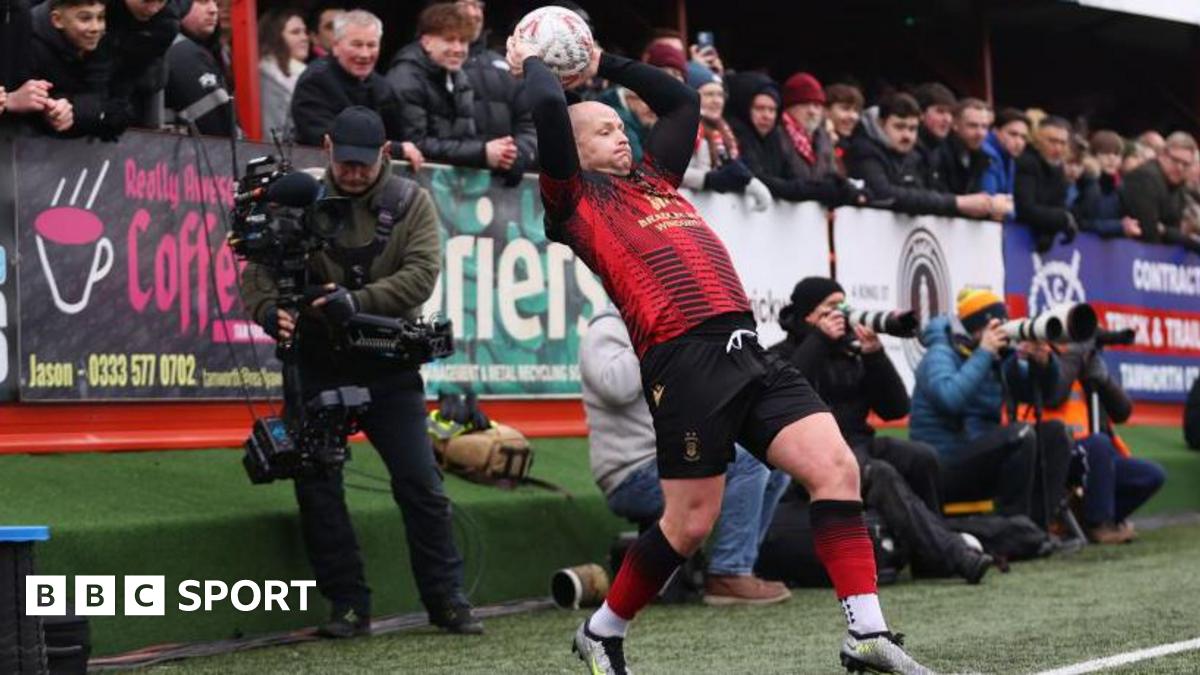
[
  {"xmin": 681, "ymin": 62, "xmax": 770, "ymax": 210},
  {"xmin": 728, "ymin": 70, "xmax": 863, "ymax": 206}
]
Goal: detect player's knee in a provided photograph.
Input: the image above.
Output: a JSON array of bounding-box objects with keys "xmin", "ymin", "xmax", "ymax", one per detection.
[
  {"xmin": 815, "ymin": 443, "xmax": 860, "ymax": 497},
  {"xmin": 662, "ymin": 504, "xmax": 719, "ymax": 553}
]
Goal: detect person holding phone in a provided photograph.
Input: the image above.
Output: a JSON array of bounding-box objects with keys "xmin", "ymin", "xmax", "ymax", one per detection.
[{"xmin": 690, "ymin": 30, "xmax": 724, "ymax": 76}]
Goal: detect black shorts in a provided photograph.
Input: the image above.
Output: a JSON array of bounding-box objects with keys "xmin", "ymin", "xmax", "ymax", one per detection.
[{"xmin": 639, "ymin": 314, "xmax": 829, "ymax": 479}]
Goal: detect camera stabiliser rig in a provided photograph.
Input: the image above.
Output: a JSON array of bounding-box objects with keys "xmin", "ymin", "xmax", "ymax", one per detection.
[{"xmin": 227, "ymin": 147, "xmax": 453, "ymax": 484}]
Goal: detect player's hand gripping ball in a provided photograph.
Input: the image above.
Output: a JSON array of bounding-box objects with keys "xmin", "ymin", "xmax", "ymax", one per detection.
[{"xmin": 513, "ymin": 6, "xmax": 594, "ymax": 78}]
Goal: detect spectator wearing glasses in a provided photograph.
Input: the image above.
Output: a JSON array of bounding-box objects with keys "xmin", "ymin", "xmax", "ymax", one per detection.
[{"xmin": 1121, "ymin": 131, "xmax": 1199, "ymax": 246}]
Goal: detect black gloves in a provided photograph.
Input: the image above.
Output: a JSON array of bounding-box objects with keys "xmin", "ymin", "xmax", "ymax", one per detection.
[
  {"xmin": 1059, "ymin": 212, "xmax": 1079, "ymax": 247},
  {"xmin": 320, "ymin": 285, "xmax": 359, "ymax": 326},
  {"xmin": 834, "ymin": 175, "xmax": 871, "ymax": 206},
  {"xmin": 703, "ymin": 160, "xmax": 753, "ymax": 193},
  {"xmin": 261, "ymin": 303, "xmax": 283, "ymax": 340},
  {"xmin": 98, "ymin": 99, "xmax": 132, "ymax": 141}
]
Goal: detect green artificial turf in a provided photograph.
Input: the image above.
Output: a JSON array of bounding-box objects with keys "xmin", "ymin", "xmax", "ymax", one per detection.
[
  {"xmin": 1, "ymin": 425, "xmax": 1197, "ymax": 661},
  {"xmin": 0, "ymin": 439, "xmax": 626, "ymax": 655},
  {"xmin": 137, "ymin": 520, "xmax": 1200, "ymax": 674}
]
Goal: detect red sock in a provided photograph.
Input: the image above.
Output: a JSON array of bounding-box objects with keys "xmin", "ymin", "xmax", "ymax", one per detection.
[
  {"xmin": 810, "ymin": 499, "xmax": 878, "ymax": 598},
  {"xmin": 606, "ymin": 523, "xmax": 686, "ymax": 620}
]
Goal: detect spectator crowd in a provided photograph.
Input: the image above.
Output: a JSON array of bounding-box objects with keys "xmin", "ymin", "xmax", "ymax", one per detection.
[{"xmin": 2, "ymin": 0, "xmax": 1198, "ymax": 253}]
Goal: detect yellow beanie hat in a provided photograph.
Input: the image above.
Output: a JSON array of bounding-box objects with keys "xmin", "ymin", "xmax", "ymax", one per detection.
[{"xmin": 956, "ymin": 288, "xmax": 1007, "ymax": 332}]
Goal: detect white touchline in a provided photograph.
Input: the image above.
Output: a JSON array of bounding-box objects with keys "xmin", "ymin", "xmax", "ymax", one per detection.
[{"xmin": 1033, "ymin": 637, "xmax": 1200, "ymax": 675}]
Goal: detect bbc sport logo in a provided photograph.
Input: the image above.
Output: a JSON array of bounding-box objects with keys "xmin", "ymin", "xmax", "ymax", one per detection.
[{"xmin": 26, "ymin": 575, "xmax": 316, "ymax": 616}]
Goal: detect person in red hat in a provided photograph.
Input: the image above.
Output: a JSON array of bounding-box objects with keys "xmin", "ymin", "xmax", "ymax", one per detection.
[
  {"xmin": 780, "ymin": 72, "xmax": 837, "ymax": 180},
  {"xmin": 728, "ymin": 70, "xmax": 866, "ymax": 207}
]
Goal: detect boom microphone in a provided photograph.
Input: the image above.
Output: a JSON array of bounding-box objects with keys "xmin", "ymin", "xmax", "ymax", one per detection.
[{"xmin": 265, "ymin": 171, "xmax": 322, "ymax": 208}]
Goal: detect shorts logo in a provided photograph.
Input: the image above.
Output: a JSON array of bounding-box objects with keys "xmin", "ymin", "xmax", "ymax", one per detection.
[
  {"xmin": 897, "ymin": 227, "xmax": 951, "ymax": 370},
  {"xmin": 652, "ymin": 383, "xmax": 665, "ymax": 407},
  {"xmin": 683, "ymin": 431, "xmax": 700, "ymax": 462}
]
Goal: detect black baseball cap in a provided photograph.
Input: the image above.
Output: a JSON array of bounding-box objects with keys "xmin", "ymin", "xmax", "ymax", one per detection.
[{"xmin": 329, "ymin": 106, "xmax": 386, "ymax": 164}]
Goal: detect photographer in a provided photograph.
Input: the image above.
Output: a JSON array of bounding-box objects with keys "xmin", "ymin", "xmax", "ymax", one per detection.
[
  {"xmin": 239, "ymin": 106, "xmax": 481, "ymax": 638},
  {"xmin": 770, "ymin": 278, "xmax": 992, "ymax": 583},
  {"xmin": 1042, "ymin": 340, "xmax": 1165, "ymax": 544},
  {"xmin": 910, "ymin": 289, "xmax": 1073, "ymax": 531}
]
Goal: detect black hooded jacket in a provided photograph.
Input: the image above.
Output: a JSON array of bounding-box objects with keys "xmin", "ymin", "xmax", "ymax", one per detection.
[
  {"xmin": 387, "ymin": 41, "xmax": 487, "ymax": 168},
  {"xmin": 105, "ymin": 0, "xmax": 179, "ymax": 96},
  {"xmin": 725, "ymin": 72, "xmax": 845, "ymax": 205},
  {"xmin": 1014, "ymin": 146, "xmax": 1074, "ymax": 250},
  {"xmin": 769, "ymin": 322, "xmax": 910, "ymax": 447},
  {"xmin": 29, "ymin": 2, "xmax": 128, "ymax": 138},
  {"xmin": 462, "ymin": 34, "xmax": 538, "ymax": 179},
  {"xmin": 845, "ymin": 107, "xmax": 957, "ymax": 216}
]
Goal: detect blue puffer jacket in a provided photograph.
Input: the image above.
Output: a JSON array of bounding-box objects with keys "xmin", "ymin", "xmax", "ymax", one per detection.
[
  {"xmin": 980, "ymin": 130, "xmax": 1016, "ymax": 197},
  {"xmin": 909, "ymin": 316, "xmax": 1060, "ymax": 460}
]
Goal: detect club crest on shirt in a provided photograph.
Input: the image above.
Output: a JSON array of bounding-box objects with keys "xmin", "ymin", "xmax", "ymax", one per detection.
[
  {"xmin": 683, "ymin": 431, "xmax": 700, "ymax": 462},
  {"xmin": 652, "ymin": 383, "xmax": 665, "ymax": 407}
]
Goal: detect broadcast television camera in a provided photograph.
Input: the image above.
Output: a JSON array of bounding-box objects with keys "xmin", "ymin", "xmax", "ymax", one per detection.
[{"xmin": 228, "ymin": 156, "xmax": 454, "ymax": 484}]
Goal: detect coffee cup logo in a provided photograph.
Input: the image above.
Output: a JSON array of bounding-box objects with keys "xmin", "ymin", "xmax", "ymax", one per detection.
[{"xmin": 35, "ymin": 162, "xmax": 113, "ymax": 315}]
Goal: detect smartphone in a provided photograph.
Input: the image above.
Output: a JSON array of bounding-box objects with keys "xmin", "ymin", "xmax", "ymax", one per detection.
[{"xmin": 696, "ymin": 31, "xmax": 715, "ymax": 50}]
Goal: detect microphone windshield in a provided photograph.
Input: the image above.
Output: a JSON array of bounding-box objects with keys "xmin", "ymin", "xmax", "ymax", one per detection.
[{"xmin": 265, "ymin": 171, "xmax": 321, "ymax": 208}]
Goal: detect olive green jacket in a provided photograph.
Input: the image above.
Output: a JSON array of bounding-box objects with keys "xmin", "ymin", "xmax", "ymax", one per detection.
[{"xmin": 240, "ymin": 162, "xmax": 442, "ymax": 329}]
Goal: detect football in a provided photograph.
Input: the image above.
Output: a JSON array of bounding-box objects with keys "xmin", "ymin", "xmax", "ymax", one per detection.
[{"xmin": 513, "ymin": 6, "xmax": 594, "ymax": 78}]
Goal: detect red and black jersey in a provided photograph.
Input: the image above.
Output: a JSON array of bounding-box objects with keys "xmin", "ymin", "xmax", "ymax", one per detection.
[
  {"xmin": 540, "ymin": 154, "xmax": 749, "ymax": 356},
  {"xmin": 526, "ymin": 53, "xmax": 751, "ymax": 357}
]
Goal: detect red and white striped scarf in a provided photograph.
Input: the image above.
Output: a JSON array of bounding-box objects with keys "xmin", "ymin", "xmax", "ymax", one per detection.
[{"xmin": 781, "ymin": 112, "xmax": 816, "ymax": 166}]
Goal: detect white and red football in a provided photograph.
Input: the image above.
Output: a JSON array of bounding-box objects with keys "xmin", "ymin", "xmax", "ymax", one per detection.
[{"xmin": 514, "ymin": 6, "xmax": 594, "ymax": 78}]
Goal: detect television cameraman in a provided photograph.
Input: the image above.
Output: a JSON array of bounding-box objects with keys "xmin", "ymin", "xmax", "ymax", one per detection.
[
  {"xmin": 239, "ymin": 106, "xmax": 482, "ymax": 638},
  {"xmin": 910, "ymin": 289, "xmax": 1073, "ymax": 532},
  {"xmin": 770, "ymin": 278, "xmax": 992, "ymax": 583}
]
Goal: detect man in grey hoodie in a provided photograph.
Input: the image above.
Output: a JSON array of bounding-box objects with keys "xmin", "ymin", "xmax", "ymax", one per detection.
[{"xmin": 581, "ymin": 309, "xmax": 791, "ymax": 606}]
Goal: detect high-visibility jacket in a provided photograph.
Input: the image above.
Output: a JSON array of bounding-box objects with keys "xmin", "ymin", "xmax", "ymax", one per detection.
[{"xmin": 1017, "ymin": 382, "xmax": 1132, "ymax": 458}]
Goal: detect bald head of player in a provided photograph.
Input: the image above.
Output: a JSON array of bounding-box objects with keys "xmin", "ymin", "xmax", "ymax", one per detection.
[{"xmin": 568, "ymin": 101, "xmax": 634, "ymax": 176}]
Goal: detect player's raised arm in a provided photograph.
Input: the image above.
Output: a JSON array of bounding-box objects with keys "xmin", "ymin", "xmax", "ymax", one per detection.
[
  {"xmin": 598, "ymin": 53, "xmax": 700, "ymax": 180},
  {"xmin": 508, "ymin": 37, "xmax": 579, "ymax": 182}
]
